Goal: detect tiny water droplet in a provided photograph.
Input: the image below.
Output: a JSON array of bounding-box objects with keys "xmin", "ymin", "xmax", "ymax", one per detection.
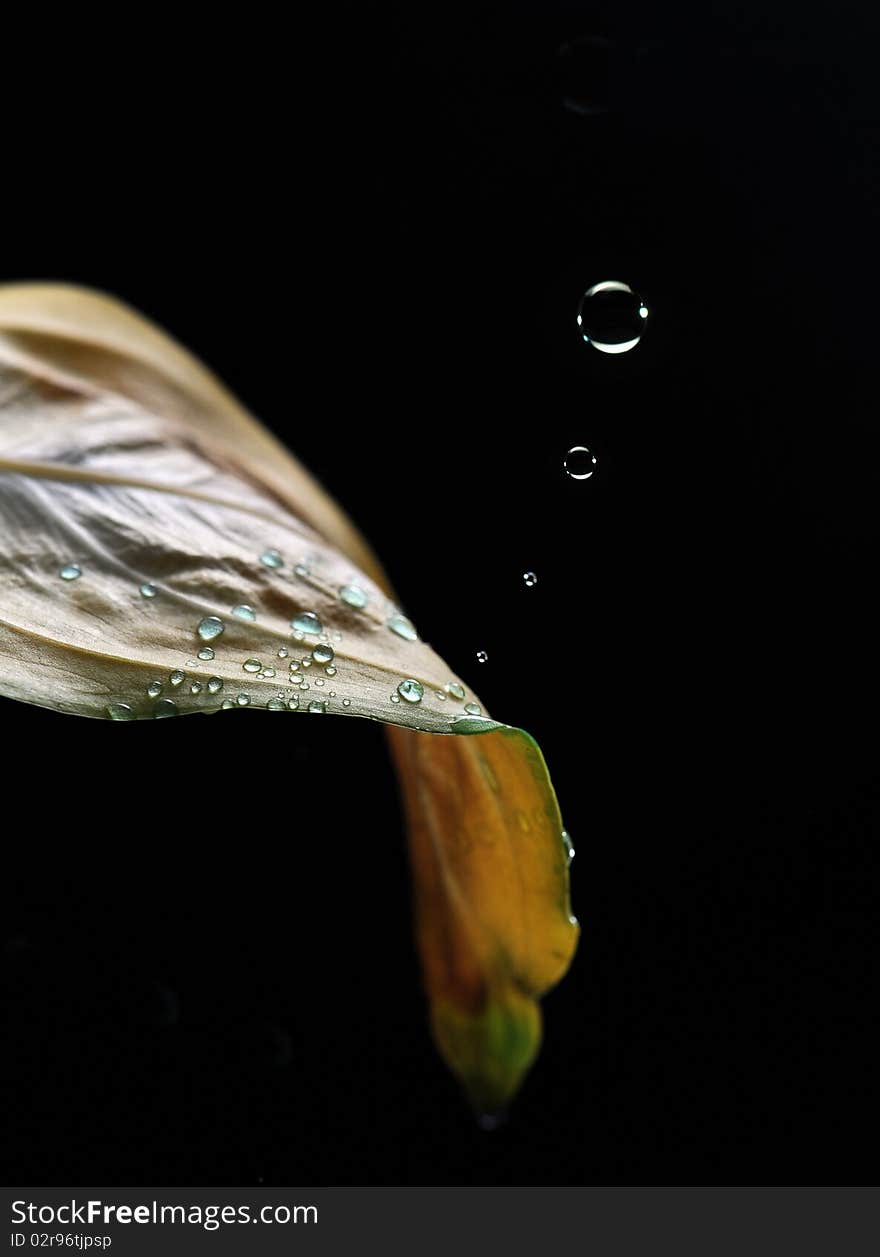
[
  {"xmin": 59, "ymin": 564, "xmax": 81, "ymax": 581},
  {"xmin": 277, "ymin": 647, "xmax": 289, "ymax": 659},
  {"xmin": 261, "ymin": 667, "xmax": 276, "ymax": 678},
  {"xmin": 387, "ymin": 613, "xmax": 418, "ymax": 641},
  {"xmin": 153, "ymin": 699, "xmax": 179, "ymax": 718},
  {"xmin": 332, "ymin": 631, "xmax": 342, "ymax": 642},
  {"xmin": 207, "ymin": 677, "xmax": 223, "ymax": 694},
  {"xmin": 339, "ymin": 584, "xmax": 368, "ymax": 608},
  {"xmin": 236, "ymin": 693, "xmax": 250, "ymax": 706},
  {"xmin": 308, "ymin": 700, "xmax": 326, "ymax": 714},
  {"xmin": 288, "ymin": 696, "xmax": 299, "ymax": 710},
  {"xmin": 397, "ymin": 678, "xmax": 424, "ymax": 704},
  {"xmin": 577, "ymin": 280, "xmax": 646, "ymax": 354},
  {"xmin": 562, "ymin": 829, "xmax": 575, "ymax": 865},
  {"xmin": 221, "ymin": 698, "xmax": 235, "ymax": 709},
  {"xmin": 289, "ymin": 660, "xmax": 300, "ymax": 671},
  {"xmin": 197, "ymin": 616, "xmax": 225, "ymax": 642},
  {"xmin": 301, "ymin": 657, "xmax": 312, "ymax": 668},
  {"xmin": 169, "ymin": 670, "xmax": 185, "ymax": 687},
  {"xmin": 292, "ymin": 611, "xmax": 322, "ymax": 636},
  {"xmin": 314, "ymin": 678, "xmax": 325, "ymax": 687},
  {"xmin": 139, "ymin": 582, "xmax": 158, "ymax": 598},
  {"xmin": 259, "ymin": 549, "xmax": 284, "ymax": 569},
  {"xmin": 190, "ymin": 681, "xmax": 203, "ymax": 695},
  {"xmin": 523, "ymin": 571, "xmax": 538, "ymax": 587},
  {"xmin": 107, "ymin": 703, "xmax": 135, "ymax": 721},
  {"xmin": 294, "ymin": 562, "xmax": 310, "ymax": 578},
  {"xmin": 147, "ymin": 681, "xmax": 163, "ymax": 698},
  {"xmin": 445, "ymin": 682, "xmax": 466, "ymax": 700},
  {"xmin": 476, "ymin": 650, "xmax": 488, "ymax": 663},
  {"xmin": 342, "ymin": 698, "xmax": 351, "ymax": 707},
  {"xmin": 464, "ymin": 702, "xmax": 482, "ymax": 715},
  {"xmin": 328, "ymin": 691, "xmax": 336, "ymax": 697},
  {"xmin": 243, "ymin": 659, "xmax": 262, "ymax": 674},
  {"xmin": 564, "ymin": 446, "xmax": 598, "ymax": 480},
  {"xmin": 325, "ymin": 665, "xmax": 337, "ymax": 677},
  {"xmin": 197, "ymin": 646, "xmax": 215, "ymax": 661},
  {"xmin": 435, "ymin": 690, "xmax": 447, "ymax": 700},
  {"xmin": 232, "ymin": 604, "xmax": 256, "ymax": 622},
  {"xmin": 312, "ymin": 644, "xmax": 334, "ymax": 664},
  {"xmin": 267, "ymin": 697, "xmax": 287, "ymax": 711},
  {"xmin": 390, "ymin": 693, "xmax": 401, "ymax": 703}
]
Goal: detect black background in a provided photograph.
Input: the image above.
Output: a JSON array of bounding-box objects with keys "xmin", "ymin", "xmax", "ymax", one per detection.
[{"xmin": 2, "ymin": 2, "xmax": 878, "ymax": 1184}]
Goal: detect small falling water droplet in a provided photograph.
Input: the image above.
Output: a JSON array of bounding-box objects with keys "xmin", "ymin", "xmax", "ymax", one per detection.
[
  {"xmin": 146, "ymin": 681, "xmax": 163, "ymax": 698},
  {"xmin": 464, "ymin": 702, "xmax": 482, "ymax": 716},
  {"xmin": 197, "ymin": 616, "xmax": 225, "ymax": 642},
  {"xmin": 564, "ymin": 446, "xmax": 598, "ymax": 480},
  {"xmin": 267, "ymin": 697, "xmax": 287, "ymax": 711},
  {"xmin": 277, "ymin": 647, "xmax": 289, "ymax": 659},
  {"xmin": 243, "ymin": 659, "xmax": 262, "ymax": 674},
  {"xmin": 259, "ymin": 549, "xmax": 284, "ymax": 569},
  {"xmin": 523, "ymin": 571, "xmax": 538, "ymax": 587},
  {"xmin": 107, "ymin": 703, "xmax": 135, "ymax": 721},
  {"xmin": 576, "ymin": 280, "xmax": 647, "ymax": 353},
  {"xmin": 190, "ymin": 681, "xmax": 203, "ymax": 695},
  {"xmin": 197, "ymin": 646, "xmax": 215, "ymax": 661},
  {"xmin": 445, "ymin": 682, "xmax": 465, "ymax": 700},
  {"xmin": 153, "ymin": 699, "xmax": 179, "ymax": 718},
  {"xmin": 339, "ymin": 584, "xmax": 368, "ymax": 608},
  {"xmin": 397, "ymin": 679, "xmax": 424, "ymax": 704},
  {"xmin": 308, "ymin": 700, "xmax": 326, "ymax": 714},
  {"xmin": 139, "ymin": 582, "xmax": 158, "ymax": 598},
  {"xmin": 292, "ymin": 611, "xmax": 322, "ymax": 635},
  {"xmin": 169, "ymin": 670, "xmax": 185, "ymax": 687},
  {"xmin": 207, "ymin": 677, "xmax": 223, "ymax": 694},
  {"xmin": 476, "ymin": 650, "xmax": 488, "ymax": 663},
  {"xmin": 387, "ymin": 613, "xmax": 418, "ymax": 641},
  {"xmin": 232, "ymin": 604, "xmax": 257, "ymax": 622},
  {"xmin": 236, "ymin": 693, "xmax": 250, "ymax": 706},
  {"xmin": 59, "ymin": 564, "xmax": 81, "ymax": 581},
  {"xmin": 312, "ymin": 644, "xmax": 334, "ymax": 664}
]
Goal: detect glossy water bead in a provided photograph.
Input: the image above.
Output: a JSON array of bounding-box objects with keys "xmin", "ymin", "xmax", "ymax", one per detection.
[
  {"xmin": 564, "ymin": 446, "xmax": 597, "ymax": 480},
  {"xmin": 576, "ymin": 280, "xmax": 647, "ymax": 354}
]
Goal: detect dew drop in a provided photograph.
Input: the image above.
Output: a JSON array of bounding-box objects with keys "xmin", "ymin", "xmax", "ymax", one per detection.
[
  {"xmin": 289, "ymin": 660, "xmax": 300, "ymax": 671},
  {"xmin": 308, "ymin": 700, "xmax": 326, "ymax": 714},
  {"xmin": 288, "ymin": 697, "xmax": 300, "ymax": 710},
  {"xmin": 387, "ymin": 613, "xmax": 418, "ymax": 641},
  {"xmin": 312, "ymin": 644, "xmax": 334, "ymax": 665},
  {"xmin": 390, "ymin": 694, "xmax": 401, "ymax": 703},
  {"xmin": 59, "ymin": 563, "xmax": 81, "ymax": 581},
  {"xmin": 277, "ymin": 647, "xmax": 289, "ymax": 659},
  {"xmin": 221, "ymin": 698, "xmax": 235, "ymax": 709},
  {"xmin": 169, "ymin": 670, "xmax": 185, "ymax": 687},
  {"xmin": 435, "ymin": 690, "xmax": 447, "ymax": 700},
  {"xmin": 339, "ymin": 584, "xmax": 368, "ymax": 609},
  {"xmin": 523, "ymin": 571, "xmax": 538, "ymax": 587},
  {"xmin": 146, "ymin": 681, "xmax": 163, "ymax": 698},
  {"xmin": 261, "ymin": 667, "xmax": 276, "ymax": 678},
  {"xmin": 564, "ymin": 446, "xmax": 598, "ymax": 480},
  {"xmin": 207, "ymin": 677, "xmax": 223, "ymax": 694},
  {"xmin": 236, "ymin": 693, "xmax": 250, "ymax": 706},
  {"xmin": 397, "ymin": 678, "xmax": 424, "ymax": 704},
  {"xmin": 232, "ymin": 604, "xmax": 256, "ymax": 622},
  {"xmin": 314, "ymin": 678, "xmax": 325, "ymax": 687},
  {"xmin": 301, "ymin": 657, "xmax": 312, "ymax": 668},
  {"xmin": 294, "ymin": 562, "xmax": 310, "ymax": 578},
  {"xmin": 259, "ymin": 549, "xmax": 284, "ymax": 569},
  {"xmin": 139, "ymin": 582, "xmax": 158, "ymax": 598},
  {"xmin": 476, "ymin": 650, "xmax": 488, "ymax": 663},
  {"xmin": 325, "ymin": 665, "xmax": 337, "ymax": 677},
  {"xmin": 292, "ymin": 611, "xmax": 322, "ymax": 636},
  {"xmin": 445, "ymin": 682, "xmax": 466, "ymax": 701},
  {"xmin": 464, "ymin": 702, "xmax": 482, "ymax": 715},
  {"xmin": 243, "ymin": 659, "xmax": 262, "ymax": 674},
  {"xmin": 562, "ymin": 829, "xmax": 575, "ymax": 866},
  {"xmin": 576, "ymin": 280, "xmax": 647, "ymax": 354},
  {"xmin": 153, "ymin": 699, "xmax": 179, "ymax": 718},
  {"xmin": 267, "ymin": 697, "xmax": 287, "ymax": 711},
  {"xmin": 190, "ymin": 681, "xmax": 203, "ymax": 695},
  {"xmin": 197, "ymin": 616, "xmax": 225, "ymax": 642},
  {"xmin": 342, "ymin": 698, "xmax": 351, "ymax": 707},
  {"xmin": 107, "ymin": 703, "xmax": 135, "ymax": 721},
  {"xmin": 197, "ymin": 646, "xmax": 215, "ymax": 661}
]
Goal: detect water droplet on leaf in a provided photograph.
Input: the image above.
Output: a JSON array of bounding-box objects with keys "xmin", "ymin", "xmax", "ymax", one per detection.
[
  {"xmin": 107, "ymin": 703, "xmax": 134, "ymax": 720},
  {"xmin": 292, "ymin": 611, "xmax": 322, "ymax": 636},
  {"xmin": 232, "ymin": 604, "xmax": 257, "ymax": 622},
  {"xmin": 59, "ymin": 564, "xmax": 81, "ymax": 581},
  {"xmin": 139, "ymin": 582, "xmax": 158, "ymax": 598},
  {"xmin": 207, "ymin": 677, "xmax": 223, "ymax": 694},
  {"xmin": 197, "ymin": 646, "xmax": 215, "ymax": 661},
  {"xmin": 339, "ymin": 584, "xmax": 368, "ymax": 608},
  {"xmin": 260, "ymin": 549, "xmax": 283, "ymax": 569},
  {"xmin": 312, "ymin": 644, "xmax": 334, "ymax": 664},
  {"xmin": 197, "ymin": 616, "xmax": 225, "ymax": 642},
  {"xmin": 397, "ymin": 678, "xmax": 424, "ymax": 704}
]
